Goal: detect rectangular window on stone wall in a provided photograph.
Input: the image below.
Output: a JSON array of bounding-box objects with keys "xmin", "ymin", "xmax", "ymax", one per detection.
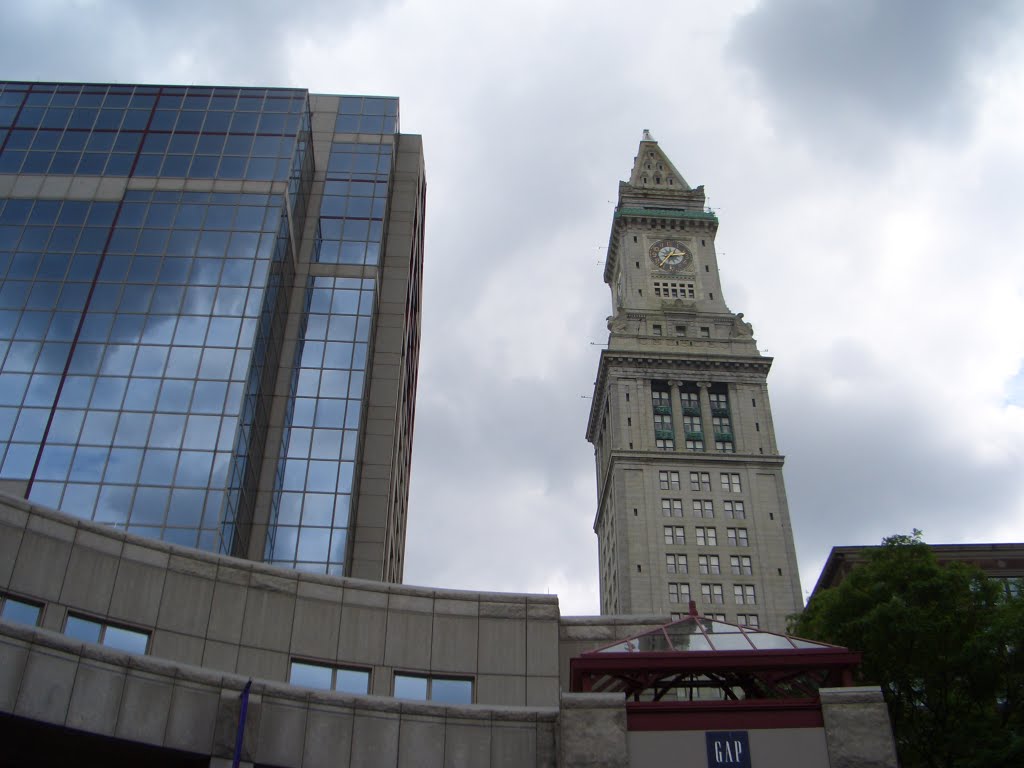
[
  {"xmin": 724, "ymin": 501, "xmax": 745, "ymax": 519},
  {"xmin": 290, "ymin": 660, "xmax": 370, "ymax": 694},
  {"xmin": 63, "ymin": 614, "xmax": 149, "ymax": 654},
  {"xmin": 662, "ymin": 498, "xmax": 683, "ymax": 517},
  {"xmin": 393, "ymin": 673, "xmax": 472, "ymax": 704},
  {"xmin": 0, "ymin": 594, "xmax": 42, "ymax": 626}
]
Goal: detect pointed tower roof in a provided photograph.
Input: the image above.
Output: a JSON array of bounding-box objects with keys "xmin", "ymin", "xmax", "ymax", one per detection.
[{"xmin": 627, "ymin": 129, "xmax": 690, "ymax": 190}]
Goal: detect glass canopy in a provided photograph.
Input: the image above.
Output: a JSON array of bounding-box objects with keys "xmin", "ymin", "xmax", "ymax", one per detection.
[{"xmin": 588, "ymin": 615, "xmax": 838, "ymax": 656}]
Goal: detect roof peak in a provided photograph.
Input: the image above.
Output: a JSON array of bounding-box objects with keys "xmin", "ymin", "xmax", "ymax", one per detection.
[{"xmin": 627, "ymin": 133, "xmax": 689, "ymax": 190}]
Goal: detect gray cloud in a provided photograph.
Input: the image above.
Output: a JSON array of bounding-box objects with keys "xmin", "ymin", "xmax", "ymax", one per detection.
[
  {"xmin": 730, "ymin": 0, "xmax": 1022, "ymax": 161},
  {"xmin": 0, "ymin": 0, "xmax": 392, "ymax": 85}
]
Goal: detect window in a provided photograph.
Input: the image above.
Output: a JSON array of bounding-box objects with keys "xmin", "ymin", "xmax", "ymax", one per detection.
[
  {"xmin": 734, "ymin": 585, "xmax": 757, "ymax": 605},
  {"xmin": 727, "ymin": 527, "xmax": 749, "ymax": 547},
  {"xmin": 653, "ymin": 281, "xmax": 695, "ymax": 299},
  {"xmin": 700, "ymin": 327, "xmax": 710, "ymax": 338},
  {"xmin": 675, "ymin": 325, "xmax": 686, "ymax": 336},
  {"xmin": 290, "ymin": 660, "xmax": 371, "ymax": 694},
  {"xmin": 737, "ymin": 614, "xmax": 759, "ymax": 629},
  {"xmin": 698, "ymin": 555, "xmax": 720, "ymax": 575},
  {"xmin": 689, "ymin": 472, "xmax": 711, "ymax": 491},
  {"xmin": 652, "ymin": 385, "xmax": 674, "ymax": 449},
  {"xmin": 0, "ymin": 594, "xmax": 42, "ymax": 626},
  {"xmin": 659, "ymin": 471, "xmax": 681, "ymax": 490},
  {"xmin": 680, "ymin": 390, "xmax": 700, "ymax": 412},
  {"xmin": 64, "ymin": 615, "xmax": 149, "ymax": 654},
  {"xmin": 724, "ymin": 501, "xmax": 745, "ymax": 519},
  {"xmin": 692, "ymin": 499, "xmax": 714, "ymax": 518},
  {"xmin": 661, "ymin": 498, "xmax": 683, "ymax": 517},
  {"xmin": 664, "ymin": 526, "xmax": 685, "ymax": 545},
  {"xmin": 704, "ymin": 613, "xmax": 726, "ymax": 621},
  {"xmin": 668, "ymin": 582, "xmax": 691, "ymax": 604},
  {"xmin": 653, "ymin": 414, "xmax": 674, "ymax": 450},
  {"xmin": 730, "ymin": 555, "xmax": 753, "ymax": 575},
  {"xmin": 666, "ymin": 554, "xmax": 688, "ymax": 574},
  {"xmin": 394, "ymin": 673, "xmax": 473, "ymax": 704},
  {"xmin": 695, "ymin": 526, "xmax": 717, "ymax": 546},
  {"xmin": 701, "ymin": 583, "xmax": 724, "ymax": 604},
  {"xmin": 652, "ymin": 324, "xmax": 662, "ymax": 336},
  {"xmin": 682, "ymin": 417, "xmax": 704, "ymax": 451},
  {"xmin": 720, "ymin": 473, "xmax": 741, "ymax": 492}
]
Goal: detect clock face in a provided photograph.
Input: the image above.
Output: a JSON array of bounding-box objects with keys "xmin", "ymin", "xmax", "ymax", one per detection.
[{"xmin": 648, "ymin": 240, "xmax": 693, "ymax": 272}]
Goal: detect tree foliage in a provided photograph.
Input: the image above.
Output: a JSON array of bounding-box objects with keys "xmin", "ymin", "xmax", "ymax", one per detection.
[{"xmin": 792, "ymin": 532, "xmax": 1024, "ymax": 768}]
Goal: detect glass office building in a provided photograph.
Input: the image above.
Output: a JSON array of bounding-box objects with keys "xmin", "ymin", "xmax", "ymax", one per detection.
[{"xmin": 0, "ymin": 82, "xmax": 424, "ymax": 581}]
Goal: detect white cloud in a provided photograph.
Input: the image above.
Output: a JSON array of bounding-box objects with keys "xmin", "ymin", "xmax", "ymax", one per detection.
[{"xmin": 2, "ymin": 0, "xmax": 1024, "ymax": 614}]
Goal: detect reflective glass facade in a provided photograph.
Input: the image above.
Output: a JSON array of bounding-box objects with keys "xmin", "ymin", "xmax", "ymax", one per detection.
[{"xmin": 0, "ymin": 82, "xmax": 424, "ymax": 580}]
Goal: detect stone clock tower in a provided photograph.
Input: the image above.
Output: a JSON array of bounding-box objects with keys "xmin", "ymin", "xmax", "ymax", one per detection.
[{"xmin": 585, "ymin": 133, "xmax": 803, "ymax": 631}]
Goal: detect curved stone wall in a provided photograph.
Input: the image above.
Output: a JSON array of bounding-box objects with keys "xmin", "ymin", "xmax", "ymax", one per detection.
[
  {"xmin": 0, "ymin": 493, "xmax": 561, "ymax": 707},
  {"xmin": 0, "ymin": 621, "xmax": 558, "ymax": 767}
]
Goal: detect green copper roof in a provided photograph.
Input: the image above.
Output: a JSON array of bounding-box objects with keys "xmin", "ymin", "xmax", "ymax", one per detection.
[{"xmin": 615, "ymin": 207, "xmax": 718, "ymax": 222}]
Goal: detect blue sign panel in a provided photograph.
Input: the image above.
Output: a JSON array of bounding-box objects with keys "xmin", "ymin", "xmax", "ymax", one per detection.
[{"xmin": 706, "ymin": 731, "xmax": 751, "ymax": 768}]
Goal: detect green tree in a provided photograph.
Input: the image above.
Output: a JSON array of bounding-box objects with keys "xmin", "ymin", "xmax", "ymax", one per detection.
[{"xmin": 792, "ymin": 532, "xmax": 1024, "ymax": 768}]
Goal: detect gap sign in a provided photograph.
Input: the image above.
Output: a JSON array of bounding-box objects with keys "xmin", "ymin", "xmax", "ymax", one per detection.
[{"xmin": 706, "ymin": 731, "xmax": 751, "ymax": 768}]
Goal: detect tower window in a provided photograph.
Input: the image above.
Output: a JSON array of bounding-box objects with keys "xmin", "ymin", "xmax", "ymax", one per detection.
[
  {"xmin": 701, "ymin": 239, "xmax": 706, "ymax": 246},
  {"xmin": 668, "ymin": 582, "xmax": 691, "ymax": 604},
  {"xmin": 730, "ymin": 556, "xmax": 753, "ymax": 575},
  {"xmin": 692, "ymin": 500, "xmax": 714, "ymax": 518},
  {"xmin": 724, "ymin": 501, "xmax": 745, "ymax": 519},
  {"xmin": 710, "ymin": 386, "xmax": 733, "ymax": 453},
  {"xmin": 664, "ymin": 526, "xmax": 685, "ymax": 545},
  {"xmin": 689, "ymin": 472, "xmax": 710, "ymax": 491},
  {"xmin": 695, "ymin": 526, "xmax": 717, "ymax": 546},
  {"xmin": 666, "ymin": 554, "xmax": 687, "ymax": 574},
  {"xmin": 700, "ymin": 327, "xmax": 710, "ymax": 338},
  {"xmin": 701, "ymin": 583, "xmax": 724, "ymax": 604},
  {"xmin": 654, "ymin": 281, "xmax": 695, "ymax": 299},
  {"xmin": 652, "ymin": 382, "xmax": 674, "ymax": 449},
  {"xmin": 675, "ymin": 325, "xmax": 686, "ymax": 336},
  {"xmin": 727, "ymin": 527, "xmax": 749, "ymax": 547},
  {"xmin": 705, "ymin": 265, "xmax": 710, "ymax": 272},
  {"xmin": 659, "ymin": 470, "xmax": 681, "ymax": 490},
  {"xmin": 652, "ymin": 324, "xmax": 662, "ymax": 336}
]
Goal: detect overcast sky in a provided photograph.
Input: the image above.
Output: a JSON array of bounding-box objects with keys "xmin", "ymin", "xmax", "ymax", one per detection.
[{"xmin": 3, "ymin": 0, "xmax": 1024, "ymax": 614}]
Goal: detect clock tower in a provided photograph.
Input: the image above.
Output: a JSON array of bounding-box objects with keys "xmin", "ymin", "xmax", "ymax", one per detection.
[{"xmin": 586, "ymin": 133, "xmax": 803, "ymax": 631}]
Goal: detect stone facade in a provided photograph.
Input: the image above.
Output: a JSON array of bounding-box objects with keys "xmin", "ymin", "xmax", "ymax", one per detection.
[{"xmin": 586, "ymin": 136, "xmax": 803, "ymax": 631}]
